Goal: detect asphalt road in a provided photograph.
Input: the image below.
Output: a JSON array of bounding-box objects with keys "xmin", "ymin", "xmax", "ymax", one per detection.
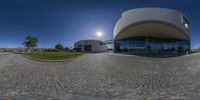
[{"xmin": 0, "ymin": 52, "xmax": 200, "ymax": 100}]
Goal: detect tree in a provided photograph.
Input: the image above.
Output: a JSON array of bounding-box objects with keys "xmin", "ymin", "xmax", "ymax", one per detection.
[
  {"xmin": 55, "ymin": 44, "xmax": 64, "ymax": 50},
  {"xmin": 65, "ymin": 46, "xmax": 69, "ymax": 50},
  {"xmin": 23, "ymin": 35, "xmax": 38, "ymax": 50}
]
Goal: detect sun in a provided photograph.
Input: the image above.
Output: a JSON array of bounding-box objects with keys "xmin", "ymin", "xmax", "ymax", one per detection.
[{"xmin": 96, "ymin": 31, "xmax": 103, "ymax": 37}]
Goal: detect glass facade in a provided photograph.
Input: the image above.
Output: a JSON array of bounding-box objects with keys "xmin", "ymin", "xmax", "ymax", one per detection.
[{"xmin": 114, "ymin": 37, "xmax": 190, "ymax": 55}]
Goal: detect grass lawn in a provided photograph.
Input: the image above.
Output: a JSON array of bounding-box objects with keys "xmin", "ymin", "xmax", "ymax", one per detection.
[{"xmin": 23, "ymin": 52, "xmax": 84, "ymax": 60}]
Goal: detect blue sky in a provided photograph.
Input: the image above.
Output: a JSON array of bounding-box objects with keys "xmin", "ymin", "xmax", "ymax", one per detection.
[{"xmin": 0, "ymin": 0, "xmax": 199, "ymax": 48}]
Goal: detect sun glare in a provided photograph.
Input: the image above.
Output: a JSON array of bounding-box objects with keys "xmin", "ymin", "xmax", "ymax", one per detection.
[{"xmin": 96, "ymin": 31, "xmax": 103, "ymax": 37}]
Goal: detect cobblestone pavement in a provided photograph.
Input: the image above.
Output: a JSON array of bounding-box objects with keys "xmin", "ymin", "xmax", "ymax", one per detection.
[{"xmin": 1, "ymin": 53, "xmax": 200, "ymax": 100}]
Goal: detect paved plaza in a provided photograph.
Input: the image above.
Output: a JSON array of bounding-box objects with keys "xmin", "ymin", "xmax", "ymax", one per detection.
[{"xmin": 0, "ymin": 53, "xmax": 200, "ymax": 99}]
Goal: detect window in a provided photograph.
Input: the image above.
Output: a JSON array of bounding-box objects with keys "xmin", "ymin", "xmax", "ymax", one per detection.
[
  {"xmin": 115, "ymin": 38, "xmax": 190, "ymax": 54},
  {"xmin": 182, "ymin": 15, "xmax": 190, "ymax": 29}
]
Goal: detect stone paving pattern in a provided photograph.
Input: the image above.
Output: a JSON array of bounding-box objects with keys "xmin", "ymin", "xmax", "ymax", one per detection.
[{"xmin": 0, "ymin": 53, "xmax": 200, "ymax": 100}]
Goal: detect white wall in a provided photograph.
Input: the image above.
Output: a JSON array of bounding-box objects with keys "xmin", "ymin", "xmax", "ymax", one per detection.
[{"xmin": 74, "ymin": 40, "xmax": 108, "ymax": 52}]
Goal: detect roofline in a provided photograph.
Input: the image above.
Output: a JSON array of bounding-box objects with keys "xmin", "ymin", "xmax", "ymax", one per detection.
[
  {"xmin": 122, "ymin": 7, "xmax": 187, "ymax": 18},
  {"xmin": 74, "ymin": 39, "xmax": 104, "ymax": 44}
]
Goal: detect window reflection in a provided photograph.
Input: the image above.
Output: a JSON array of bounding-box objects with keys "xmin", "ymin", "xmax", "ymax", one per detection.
[{"xmin": 114, "ymin": 37, "xmax": 190, "ymax": 55}]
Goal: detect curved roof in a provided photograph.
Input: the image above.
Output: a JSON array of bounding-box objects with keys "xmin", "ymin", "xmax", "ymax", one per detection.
[
  {"xmin": 114, "ymin": 8, "xmax": 190, "ymax": 40},
  {"xmin": 74, "ymin": 39, "xmax": 104, "ymax": 45}
]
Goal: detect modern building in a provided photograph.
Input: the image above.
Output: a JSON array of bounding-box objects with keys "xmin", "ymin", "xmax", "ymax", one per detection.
[
  {"xmin": 114, "ymin": 7, "xmax": 190, "ymax": 56},
  {"xmin": 74, "ymin": 40, "xmax": 108, "ymax": 52}
]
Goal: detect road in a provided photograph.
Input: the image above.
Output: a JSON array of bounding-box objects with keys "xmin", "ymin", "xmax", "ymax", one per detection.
[{"xmin": 0, "ymin": 53, "xmax": 200, "ymax": 99}]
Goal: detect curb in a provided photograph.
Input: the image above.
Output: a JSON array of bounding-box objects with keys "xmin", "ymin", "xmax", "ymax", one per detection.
[
  {"xmin": 0, "ymin": 52, "xmax": 9, "ymax": 55},
  {"xmin": 109, "ymin": 52, "xmax": 200, "ymax": 58},
  {"xmin": 182, "ymin": 52, "xmax": 200, "ymax": 57},
  {"xmin": 20, "ymin": 54, "xmax": 83, "ymax": 62},
  {"xmin": 108, "ymin": 53, "xmax": 135, "ymax": 57}
]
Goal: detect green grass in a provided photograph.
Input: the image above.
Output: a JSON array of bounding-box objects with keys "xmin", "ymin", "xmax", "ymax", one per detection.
[{"xmin": 23, "ymin": 52, "xmax": 84, "ymax": 60}]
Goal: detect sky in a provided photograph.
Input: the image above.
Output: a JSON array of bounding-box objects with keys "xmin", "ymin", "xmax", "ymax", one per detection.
[{"xmin": 0, "ymin": 0, "xmax": 199, "ymax": 48}]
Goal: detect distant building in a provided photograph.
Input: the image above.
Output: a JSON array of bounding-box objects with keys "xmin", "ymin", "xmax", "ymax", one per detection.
[
  {"xmin": 74, "ymin": 40, "xmax": 108, "ymax": 52},
  {"xmin": 191, "ymin": 48, "xmax": 200, "ymax": 53},
  {"xmin": 114, "ymin": 8, "xmax": 191, "ymax": 56},
  {"xmin": 0, "ymin": 48, "xmax": 3, "ymax": 52}
]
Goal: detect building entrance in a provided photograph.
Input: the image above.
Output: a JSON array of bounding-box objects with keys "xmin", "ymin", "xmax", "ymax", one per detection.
[{"xmin": 84, "ymin": 45, "xmax": 92, "ymax": 52}]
